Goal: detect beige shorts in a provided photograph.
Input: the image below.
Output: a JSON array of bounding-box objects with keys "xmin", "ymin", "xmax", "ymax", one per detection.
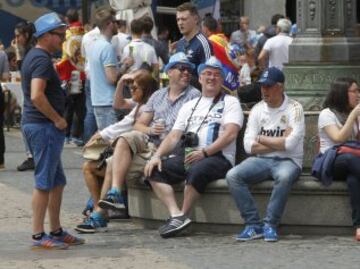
[{"xmin": 118, "ymin": 130, "xmax": 157, "ymax": 182}]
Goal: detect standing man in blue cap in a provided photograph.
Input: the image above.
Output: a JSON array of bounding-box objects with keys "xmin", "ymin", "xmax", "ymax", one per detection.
[
  {"xmin": 226, "ymin": 67, "xmax": 305, "ymax": 242},
  {"xmin": 144, "ymin": 56, "xmax": 243, "ymax": 238},
  {"xmin": 21, "ymin": 12, "xmax": 84, "ymax": 249}
]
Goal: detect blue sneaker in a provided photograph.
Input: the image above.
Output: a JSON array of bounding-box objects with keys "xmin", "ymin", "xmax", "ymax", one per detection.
[
  {"xmin": 263, "ymin": 225, "xmax": 278, "ymax": 242},
  {"xmin": 82, "ymin": 197, "xmax": 94, "ymax": 217},
  {"xmin": 32, "ymin": 234, "xmax": 68, "ymax": 250},
  {"xmin": 75, "ymin": 214, "xmax": 108, "ymax": 234},
  {"xmin": 98, "ymin": 189, "xmax": 126, "ymax": 212},
  {"xmin": 236, "ymin": 225, "xmax": 263, "ymax": 241},
  {"xmin": 50, "ymin": 230, "xmax": 85, "ymax": 245}
]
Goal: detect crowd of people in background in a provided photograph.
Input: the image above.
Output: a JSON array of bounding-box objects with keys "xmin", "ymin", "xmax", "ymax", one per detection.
[{"xmin": 1, "ymin": 1, "xmax": 360, "ymax": 250}]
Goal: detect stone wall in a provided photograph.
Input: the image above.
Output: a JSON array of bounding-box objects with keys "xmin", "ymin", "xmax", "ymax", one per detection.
[{"xmin": 244, "ymin": 0, "xmax": 286, "ymax": 29}]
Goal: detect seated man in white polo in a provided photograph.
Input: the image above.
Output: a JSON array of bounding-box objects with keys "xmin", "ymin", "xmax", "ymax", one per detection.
[
  {"xmin": 226, "ymin": 67, "xmax": 305, "ymax": 242},
  {"xmin": 145, "ymin": 57, "xmax": 243, "ymax": 238}
]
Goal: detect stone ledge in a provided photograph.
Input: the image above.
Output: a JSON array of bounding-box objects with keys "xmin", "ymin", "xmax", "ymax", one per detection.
[{"xmin": 128, "ymin": 174, "xmax": 352, "ymax": 234}]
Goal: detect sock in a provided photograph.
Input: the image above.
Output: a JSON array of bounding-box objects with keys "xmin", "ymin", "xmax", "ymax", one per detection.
[
  {"xmin": 110, "ymin": 187, "xmax": 121, "ymax": 194},
  {"xmin": 50, "ymin": 227, "xmax": 63, "ymax": 236},
  {"xmin": 32, "ymin": 232, "xmax": 45, "ymax": 240},
  {"xmin": 91, "ymin": 211, "xmax": 104, "ymax": 220}
]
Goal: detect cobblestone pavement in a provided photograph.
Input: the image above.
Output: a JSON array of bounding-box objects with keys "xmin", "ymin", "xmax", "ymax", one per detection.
[{"xmin": 1, "ymin": 130, "xmax": 360, "ymax": 269}]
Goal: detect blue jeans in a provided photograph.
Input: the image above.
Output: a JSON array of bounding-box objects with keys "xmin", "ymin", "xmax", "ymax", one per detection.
[
  {"xmin": 333, "ymin": 153, "xmax": 360, "ymax": 227},
  {"xmin": 83, "ymin": 79, "xmax": 97, "ymax": 143},
  {"xmin": 93, "ymin": 106, "xmax": 117, "ymax": 130},
  {"xmin": 22, "ymin": 123, "xmax": 66, "ymax": 191},
  {"xmin": 226, "ymin": 157, "xmax": 301, "ymax": 227}
]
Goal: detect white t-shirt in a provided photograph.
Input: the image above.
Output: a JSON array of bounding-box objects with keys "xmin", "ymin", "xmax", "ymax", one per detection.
[
  {"xmin": 111, "ymin": 32, "xmax": 130, "ymax": 61},
  {"xmin": 81, "ymin": 27, "xmax": 101, "ymax": 78},
  {"xmin": 173, "ymin": 94, "xmax": 243, "ymax": 165},
  {"xmin": 243, "ymin": 94, "xmax": 305, "ymax": 167},
  {"xmin": 318, "ymin": 108, "xmax": 359, "ymax": 153},
  {"xmin": 121, "ymin": 39, "xmax": 158, "ymax": 72},
  {"xmin": 263, "ymin": 33, "xmax": 293, "ymax": 70},
  {"xmin": 100, "ymin": 103, "xmax": 142, "ymax": 142},
  {"xmin": 239, "ymin": 63, "xmax": 251, "ymax": 87}
]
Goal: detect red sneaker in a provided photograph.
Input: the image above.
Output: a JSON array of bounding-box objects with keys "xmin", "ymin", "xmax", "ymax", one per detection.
[
  {"xmin": 51, "ymin": 230, "xmax": 85, "ymax": 245},
  {"xmin": 32, "ymin": 234, "xmax": 68, "ymax": 250},
  {"xmin": 355, "ymin": 228, "xmax": 360, "ymax": 241}
]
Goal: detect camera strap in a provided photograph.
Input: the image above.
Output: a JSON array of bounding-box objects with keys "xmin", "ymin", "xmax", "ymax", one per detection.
[{"xmin": 184, "ymin": 91, "xmax": 225, "ymax": 135}]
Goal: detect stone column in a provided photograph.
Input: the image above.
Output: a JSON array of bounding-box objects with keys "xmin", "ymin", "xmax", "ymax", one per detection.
[{"xmin": 284, "ymin": 0, "xmax": 360, "ymax": 111}]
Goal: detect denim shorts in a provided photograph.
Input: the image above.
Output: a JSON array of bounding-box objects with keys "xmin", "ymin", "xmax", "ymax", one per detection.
[{"xmin": 22, "ymin": 123, "xmax": 66, "ymax": 191}]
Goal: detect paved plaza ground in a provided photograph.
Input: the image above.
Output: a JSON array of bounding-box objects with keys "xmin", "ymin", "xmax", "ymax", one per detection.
[{"xmin": 1, "ymin": 129, "xmax": 360, "ymax": 269}]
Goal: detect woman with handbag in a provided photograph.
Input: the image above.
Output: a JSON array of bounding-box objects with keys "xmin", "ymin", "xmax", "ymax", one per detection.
[
  {"xmin": 76, "ymin": 70, "xmax": 158, "ymax": 233},
  {"xmin": 317, "ymin": 77, "xmax": 360, "ymax": 240}
]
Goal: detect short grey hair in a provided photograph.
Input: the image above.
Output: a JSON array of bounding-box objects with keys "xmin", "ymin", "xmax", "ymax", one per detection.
[{"xmin": 276, "ymin": 18, "xmax": 292, "ymax": 33}]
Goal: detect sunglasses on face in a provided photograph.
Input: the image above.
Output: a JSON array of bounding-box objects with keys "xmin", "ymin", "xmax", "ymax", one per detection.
[
  {"xmin": 49, "ymin": 31, "xmax": 66, "ymax": 40},
  {"xmin": 172, "ymin": 64, "xmax": 192, "ymax": 73}
]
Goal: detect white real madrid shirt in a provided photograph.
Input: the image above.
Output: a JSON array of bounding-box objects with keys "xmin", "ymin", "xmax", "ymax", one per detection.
[{"xmin": 243, "ymin": 94, "xmax": 305, "ymax": 168}]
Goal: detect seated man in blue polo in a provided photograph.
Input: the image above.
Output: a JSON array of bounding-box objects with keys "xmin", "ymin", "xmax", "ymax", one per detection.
[
  {"xmin": 145, "ymin": 57, "xmax": 243, "ymax": 238},
  {"xmin": 226, "ymin": 67, "xmax": 305, "ymax": 242}
]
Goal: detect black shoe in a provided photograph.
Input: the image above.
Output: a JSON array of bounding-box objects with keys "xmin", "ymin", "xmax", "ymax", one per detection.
[
  {"xmin": 159, "ymin": 215, "xmax": 192, "ymax": 238},
  {"xmin": 108, "ymin": 208, "xmax": 130, "ymax": 220},
  {"xmin": 17, "ymin": 158, "xmax": 35, "ymax": 171}
]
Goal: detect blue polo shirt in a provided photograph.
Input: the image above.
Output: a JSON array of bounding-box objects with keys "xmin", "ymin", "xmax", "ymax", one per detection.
[
  {"xmin": 21, "ymin": 48, "xmax": 66, "ymax": 124},
  {"xmin": 88, "ymin": 35, "xmax": 117, "ymax": 106},
  {"xmin": 176, "ymin": 32, "xmax": 213, "ymax": 71}
]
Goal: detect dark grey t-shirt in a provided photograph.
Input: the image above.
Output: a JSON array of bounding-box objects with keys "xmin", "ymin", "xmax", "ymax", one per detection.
[{"xmin": 21, "ymin": 48, "xmax": 66, "ymax": 124}]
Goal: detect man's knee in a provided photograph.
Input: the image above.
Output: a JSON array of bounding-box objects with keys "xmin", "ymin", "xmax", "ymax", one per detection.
[
  {"xmin": 273, "ymin": 169, "xmax": 298, "ymax": 187},
  {"xmin": 226, "ymin": 166, "xmax": 246, "ymax": 186}
]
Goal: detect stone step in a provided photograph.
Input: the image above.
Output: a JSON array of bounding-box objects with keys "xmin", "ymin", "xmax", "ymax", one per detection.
[{"xmin": 128, "ymin": 174, "xmax": 353, "ymax": 235}]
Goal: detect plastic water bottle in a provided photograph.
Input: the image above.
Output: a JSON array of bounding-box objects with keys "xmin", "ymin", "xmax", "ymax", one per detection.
[
  {"xmin": 184, "ymin": 147, "xmax": 193, "ymax": 171},
  {"xmin": 156, "ymin": 118, "xmax": 166, "ymax": 140},
  {"xmin": 69, "ymin": 70, "xmax": 81, "ymax": 94}
]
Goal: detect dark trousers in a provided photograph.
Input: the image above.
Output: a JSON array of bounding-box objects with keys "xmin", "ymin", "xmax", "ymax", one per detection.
[
  {"xmin": 64, "ymin": 92, "xmax": 85, "ymax": 139},
  {"xmin": 0, "ymin": 87, "xmax": 5, "ymax": 164},
  {"xmin": 334, "ymin": 153, "xmax": 360, "ymax": 227}
]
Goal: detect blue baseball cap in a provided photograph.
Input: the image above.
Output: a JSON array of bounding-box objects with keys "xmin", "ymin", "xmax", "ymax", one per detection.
[
  {"xmin": 258, "ymin": 67, "xmax": 285, "ymax": 86},
  {"xmin": 34, "ymin": 12, "xmax": 67, "ymax": 38},
  {"xmin": 197, "ymin": 56, "xmax": 225, "ymax": 78},
  {"xmin": 164, "ymin": 52, "xmax": 195, "ymax": 73}
]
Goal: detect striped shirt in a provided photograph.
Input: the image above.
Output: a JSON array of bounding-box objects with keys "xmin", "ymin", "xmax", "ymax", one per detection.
[
  {"xmin": 176, "ymin": 32, "xmax": 213, "ymax": 72},
  {"xmin": 144, "ymin": 85, "xmax": 201, "ymax": 144}
]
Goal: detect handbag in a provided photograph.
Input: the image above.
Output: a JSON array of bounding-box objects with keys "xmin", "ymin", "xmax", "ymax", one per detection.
[
  {"xmin": 82, "ymin": 138, "xmax": 109, "ymax": 160},
  {"xmin": 337, "ymin": 145, "xmax": 360, "ymax": 157}
]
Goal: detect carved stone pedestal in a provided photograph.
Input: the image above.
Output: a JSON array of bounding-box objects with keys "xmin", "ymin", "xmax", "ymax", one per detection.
[{"xmin": 285, "ymin": 0, "xmax": 360, "ymax": 110}]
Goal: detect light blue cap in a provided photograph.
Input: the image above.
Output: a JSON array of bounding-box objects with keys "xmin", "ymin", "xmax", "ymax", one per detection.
[
  {"xmin": 197, "ymin": 56, "xmax": 225, "ymax": 78},
  {"xmin": 34, "ymin": 12, "xmax": 67, "ymax": 38},
  {"xmin": 164, "ymin": 52, "xmax": 195, "ymax": 73}
]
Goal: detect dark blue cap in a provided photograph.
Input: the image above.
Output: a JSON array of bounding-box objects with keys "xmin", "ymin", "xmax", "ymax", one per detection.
[{"xmin": 258, "ymin": 67, "xmax": 285, "ymax": 86}]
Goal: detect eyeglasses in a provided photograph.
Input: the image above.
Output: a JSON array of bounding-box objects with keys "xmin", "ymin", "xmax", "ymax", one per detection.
[
  {"xmin": 201, "ymin": 70, "xmax": 222, "ymax": 79},
  {"xmin": 49, "ymin": 31, "xmax": 66, "ymax": 40},
  {"xmin": 130, "ymin": 84, "xmax": 141, "ymax": 91},
  {"xmin": 173, "ymin": 64, "xmax": 192, "ymax": 73}
]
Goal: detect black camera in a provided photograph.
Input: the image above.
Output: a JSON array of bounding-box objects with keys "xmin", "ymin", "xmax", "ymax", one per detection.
[{"xmin": 181, "ymin": 132, "xmax": 199, "ymax": 147}]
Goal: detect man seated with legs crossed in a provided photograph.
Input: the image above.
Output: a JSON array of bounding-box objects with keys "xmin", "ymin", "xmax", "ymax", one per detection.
[
  {"xmin": 225, "ymin": 67, "xmax": 305, "ymax": 242},
  {"xmin": 145, "ymin": 57, "xmax": 243, "ymax": 238},
  {"xmin": 75, "ymin": 52, "xmax": 200, "ymax": 233}
]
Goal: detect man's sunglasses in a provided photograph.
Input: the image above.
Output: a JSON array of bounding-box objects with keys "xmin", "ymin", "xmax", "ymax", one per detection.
[
  {"xmin": 49, "ymin": 31, "xmax": 66, "ymax": 40},
  {"xmin": 172, "ymin": 64, "xmax": 192, "ymax": 73}
]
